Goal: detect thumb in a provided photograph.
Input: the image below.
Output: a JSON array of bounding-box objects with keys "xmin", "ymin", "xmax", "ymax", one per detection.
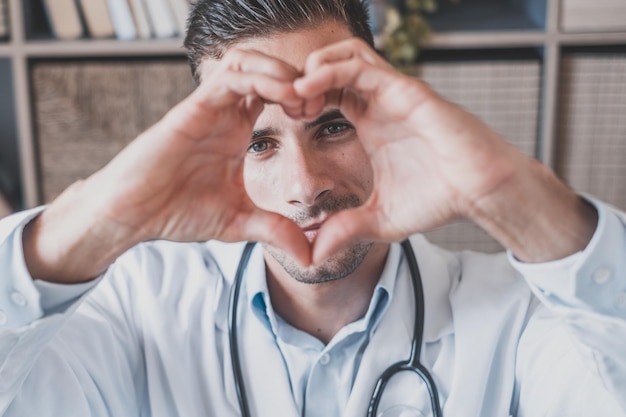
[
  {"xmin": 242, "ymin": 209, "xmax": 312, "ymax": 267},
  {"xmin": 312, "ymin": 207, "xmax": 377, "ymax": 264}
]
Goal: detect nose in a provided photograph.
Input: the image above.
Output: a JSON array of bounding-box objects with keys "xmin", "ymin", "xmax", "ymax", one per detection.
[{"xmin": 282, "ymin": 145, "xmax": 334, "ymax": 207}]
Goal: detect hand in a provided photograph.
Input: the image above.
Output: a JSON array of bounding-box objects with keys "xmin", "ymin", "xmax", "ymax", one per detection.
[
  {"xmin": 294, "ymin": 39, "xmax": 596, "ymax": 263},
  {"xmin": 293, "ymin": 38, "xmax": 518, "ymax": 260},
  {"xmin": 25, "ymin": 49, "xmax": 312, "ymax": 282}
]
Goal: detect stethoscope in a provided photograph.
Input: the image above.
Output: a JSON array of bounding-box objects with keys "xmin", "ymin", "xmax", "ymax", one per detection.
[{"xmin": 228, "ymin": 240, "xmax": 443, "ymax": 417}]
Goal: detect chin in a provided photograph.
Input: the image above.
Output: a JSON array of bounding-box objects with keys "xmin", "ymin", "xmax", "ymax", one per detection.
[{"xmin": 263, "ymin": 240, "xmax": 373, "ymax": 284}]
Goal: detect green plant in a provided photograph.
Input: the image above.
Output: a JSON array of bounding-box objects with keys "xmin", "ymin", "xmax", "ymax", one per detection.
[{"xmin": 379, "ymin": 0, "xmax": 439, "ymax": 68}]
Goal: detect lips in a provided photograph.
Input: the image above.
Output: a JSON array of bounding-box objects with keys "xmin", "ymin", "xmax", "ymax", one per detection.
[{"xmin": 301, "ymin": 222, "xmax": 323, "ymax": 242}]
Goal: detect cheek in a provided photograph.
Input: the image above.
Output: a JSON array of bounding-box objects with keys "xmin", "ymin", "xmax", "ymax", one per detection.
[
  {"xmin": 243, "ymin": 161, "xmax": 278, "ymax": 210},
  {"xmin": 342, "ymin": 146, "xmax": 375, "ymax": 197}
]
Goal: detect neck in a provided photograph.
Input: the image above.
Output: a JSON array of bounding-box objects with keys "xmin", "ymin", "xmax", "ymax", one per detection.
[{"xmin": 264, "ymin": 242, "xmax": 389, "ymax": 344}]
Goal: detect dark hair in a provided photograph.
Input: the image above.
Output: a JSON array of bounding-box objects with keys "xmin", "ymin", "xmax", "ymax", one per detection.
[{"xmin": 184, "ymin": 0, "xmax": 374, "ymax": 80}]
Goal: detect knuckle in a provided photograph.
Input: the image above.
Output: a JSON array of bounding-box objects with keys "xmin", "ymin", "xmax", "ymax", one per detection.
[{"xmin": 306, "ymin": 50, "xmax": 324, "ymax": 68}]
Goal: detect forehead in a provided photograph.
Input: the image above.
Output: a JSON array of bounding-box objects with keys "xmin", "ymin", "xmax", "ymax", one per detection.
[{"xmin": 211, "ymin": 20, "xmax": 354, "ymax": 72}]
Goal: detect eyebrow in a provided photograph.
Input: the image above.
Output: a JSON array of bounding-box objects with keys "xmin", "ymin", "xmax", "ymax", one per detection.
[
  {"xmin": 303, "ymin": 109, "xmax": 345, "ymax": 130},
  {"xmin": 251, "ymin": 109, "xmax": 346, "ymax": 140},
  {"xmin": 251, "ymin": 127, "xmax": 279, "ymax": 140}
]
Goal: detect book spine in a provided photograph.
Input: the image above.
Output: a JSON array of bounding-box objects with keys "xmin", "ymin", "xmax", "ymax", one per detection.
[
  {"xmin": 165, "ymin": 0, "xmax": 190, "ymax": 36},
  {"xmin": 106, "ymin": 0, "xmax": 137, "ymax": 40},
  {"xmin": 0, "ymin": 0, "xmax": 9, "ymax": 38},
  {"xmin": 77, "ymin": 0, "xmax": 115, "ymax": 38},
  {"xmin": 0, "ymin": 193, "xmax": 11, "ymax": 218},
  {"xmin": 42, "ymin": 0, "xmax": 84, "ymax": 40},
  {"xmin": 142, "ymin": 0, "xmax": 177, "ymax": 38},
  {"xmin": 0, "ymin": 161, "xmax": 14, "ymax": 217},
  {"xmin": 128, "ymin": 0, "xmax": 152, "ymax": 39}
]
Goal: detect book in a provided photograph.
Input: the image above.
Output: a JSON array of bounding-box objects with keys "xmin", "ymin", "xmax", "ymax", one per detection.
[
  {"xmin": 0, "ymin": 161, "xmax": 13, "ymax": 218},
  {"xmin": 106, "ymin": 0, "xmax": 137, "ymax": 40},
  {"xmin": 42, "ymin": 0, "xmax": 84, "ymax": 40},
  {"xmin": 22, "ymin": 0, "xmax": 53, "ymax": 39},
  {"xmin": 77, "ymin": 0, "xmax": 115, "ymax": 39},
  {"xmin": 128, "ymin": 0, "xmax": 152, "ymax": 39},
  {"xmin": 31, "ymin": 60, "xmax": 195, "ymax": 202},
  {"xmin": 143, "ymin": 0, "xmax": 177, "ymax": 38},
  {"xmin": 0, "ymin": 193, "xmax": 11, "ymax": 218},
  {"xmin": 166, "ymin": 0, "xmax": 190, "ymax": 36},
  {"xmin": 0, "ymin": 0, "xmax": 9, "ymax": 38}
]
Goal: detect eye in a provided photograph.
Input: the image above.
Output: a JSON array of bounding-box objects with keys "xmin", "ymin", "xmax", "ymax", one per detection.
[
  {"xmin": 248, "ymin": 140, "xmax": 271, "ymax": 154},
  {"xmin": 321, "ymin": 122, "xmax": 353, "ymax": 137}
]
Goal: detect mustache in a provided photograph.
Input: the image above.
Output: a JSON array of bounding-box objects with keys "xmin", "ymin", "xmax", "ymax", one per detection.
[{"xmin": 288, "ymin": 194, "xmax": 363, "ymax": 225}]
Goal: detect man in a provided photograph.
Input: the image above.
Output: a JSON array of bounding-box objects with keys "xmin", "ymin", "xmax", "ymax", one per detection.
[{"xmin": 0, "ymin": 0, "xmax": 624, "ymax": 416}]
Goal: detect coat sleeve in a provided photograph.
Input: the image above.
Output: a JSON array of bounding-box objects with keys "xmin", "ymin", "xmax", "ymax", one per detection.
[
  {"xmin": 0, "ymin": 210, "xmax": 145, "ymax": 416},
  {"xmin": 510, "ymin": 198, "xmax": 626, "ymax": 415}
]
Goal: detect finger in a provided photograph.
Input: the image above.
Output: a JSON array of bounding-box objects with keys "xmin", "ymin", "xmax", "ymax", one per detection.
[
  {"xmin": 311, "ymin": 207, "xmax": 378, "ymax": 264},
  {"xmin": 242, "ymin": 209, "xmax": 312, "ymax": 267},
  {"xmin": 301, "ymin": 94, "xmax": 327, "ymax": 120},
  {"xmin": 303, "ymin": 38, "xmax": 388, "ymax": 74},
  {"xmin": 196, "ymin": 48, "xmax": 305, "ymax": 111},
  {"xmin": 294, "ymin": 58, "xmax": 391, "ymax": 101},
  {"xmin": 291, "ymin": 87, "xmax": 357, "ymax": 123},
  {"xmin": 296, "ymin": 60, "xmax": 436, "ymax": 132},
  {"xmin": 195, "ymin": 70, "xmax": 303, "ymax": 111},
  {"xmin": 297, "ymin": 39, "xmax": 392, "ymax": 103},
  {"xmin": 245, "ymin": 94, "xmax": 266, "ymax": 120},
  {"xmin": 208, "ymin": 48, "xmax": 302, "ymax": 82}
]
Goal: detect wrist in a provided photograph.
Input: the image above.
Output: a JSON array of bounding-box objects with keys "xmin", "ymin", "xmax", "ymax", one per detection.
[{"xmin": 467, "ymin": 156, "xmax": 598, "ymax": 263}]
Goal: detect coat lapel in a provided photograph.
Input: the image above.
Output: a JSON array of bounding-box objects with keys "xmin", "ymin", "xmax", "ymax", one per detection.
[
  {"xmin": 209, "ymin": 242, "xmax": 300, "ymax": 416},
  {"xmin": 445, "ymin": 251, "xmax": 532, "ymax": 417}
]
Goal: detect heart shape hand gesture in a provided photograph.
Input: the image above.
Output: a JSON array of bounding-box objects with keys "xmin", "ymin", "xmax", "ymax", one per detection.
[{"xmin": 25, "ymin": 36, "xmax": 595, "ymax": 283}]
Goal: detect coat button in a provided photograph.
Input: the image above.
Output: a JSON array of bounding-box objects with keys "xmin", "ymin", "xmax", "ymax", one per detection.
[
  {"xmin": 592, "ymin": 268, "xmax": 612, "ymax": 285},
  {"xmin": 319, "ymin": 353, "xmax": 331, "ymax": 365},
  {"xmin": 11, "ymin": 291, "xmax": 27, "ymax": 307}
]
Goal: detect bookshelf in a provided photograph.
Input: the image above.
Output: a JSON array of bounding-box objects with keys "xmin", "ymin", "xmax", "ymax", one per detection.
[{"xmin": 0, "ymin": 0, "xmax": 625, "ymax": 251}]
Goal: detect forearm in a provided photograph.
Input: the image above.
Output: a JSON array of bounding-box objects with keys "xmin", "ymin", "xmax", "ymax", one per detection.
[
  {"xmin": 23, "ymin": 180, "xmax": 144, "ymax": 284},
  {"xmin": 468, "ymin": 154, "xmax": 598, "ymax": 263}
]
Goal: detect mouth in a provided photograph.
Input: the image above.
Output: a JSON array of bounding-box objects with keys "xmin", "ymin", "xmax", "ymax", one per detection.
[{"xmin": 301, "ymin": 222, "xmax": 323, "ymax": 243}]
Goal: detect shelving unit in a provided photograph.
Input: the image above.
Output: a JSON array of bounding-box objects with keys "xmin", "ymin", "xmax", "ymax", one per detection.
[
  {"xmin": 0, "ymin": 0, "xmax": 190, "ymax": 211},
  {"xmin": 423, "ymin": 0, "xmax": 626, "ymax": 170},
  {"xmin": 1, "ymin": 0, "xmax": 625, "ymax": 251}
]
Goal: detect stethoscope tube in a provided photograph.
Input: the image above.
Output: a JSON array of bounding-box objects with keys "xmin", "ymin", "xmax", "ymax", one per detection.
[
  {"xmin": 228, "ymin": 240, "xmax": 442, "ymax": 417},
  {"xmin": 366, "ymin": 240, "xmax": 442, "ymax": 417},
  {"xmin": 228, "ymin": 242, "xmax": 256, "ymax": 417}
]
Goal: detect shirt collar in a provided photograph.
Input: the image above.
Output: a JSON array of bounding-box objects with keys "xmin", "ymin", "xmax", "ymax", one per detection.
[{"xmin": 246, "ymin": 242, "xmax": 403, "ymax": 344}]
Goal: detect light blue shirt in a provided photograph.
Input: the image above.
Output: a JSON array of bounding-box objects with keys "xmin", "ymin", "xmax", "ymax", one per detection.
[{"xmin": 246, "ymin": 245, "xmax": 393, "ymax": 417}]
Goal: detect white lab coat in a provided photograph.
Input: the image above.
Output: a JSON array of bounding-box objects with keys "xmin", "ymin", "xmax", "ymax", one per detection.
[{"xmin": 0, "ymin": 207, "xmax": 625, "ymax": 417}]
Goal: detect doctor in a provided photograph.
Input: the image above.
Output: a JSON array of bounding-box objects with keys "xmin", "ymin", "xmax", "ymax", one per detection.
[{"xmin": 1, "ymin": 0, "xmax": 625, "ymax": 416}]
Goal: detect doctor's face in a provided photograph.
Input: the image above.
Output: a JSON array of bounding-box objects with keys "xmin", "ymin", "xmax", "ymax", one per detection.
[{"xmin": 238, "ymin": 22, "xmax": 376, "ymax": 283}]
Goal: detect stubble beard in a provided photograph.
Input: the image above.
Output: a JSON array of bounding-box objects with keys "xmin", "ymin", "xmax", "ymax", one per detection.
[{"xmin": 263, "ymin": 194, "xmax": 373, "ymax": 284}]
